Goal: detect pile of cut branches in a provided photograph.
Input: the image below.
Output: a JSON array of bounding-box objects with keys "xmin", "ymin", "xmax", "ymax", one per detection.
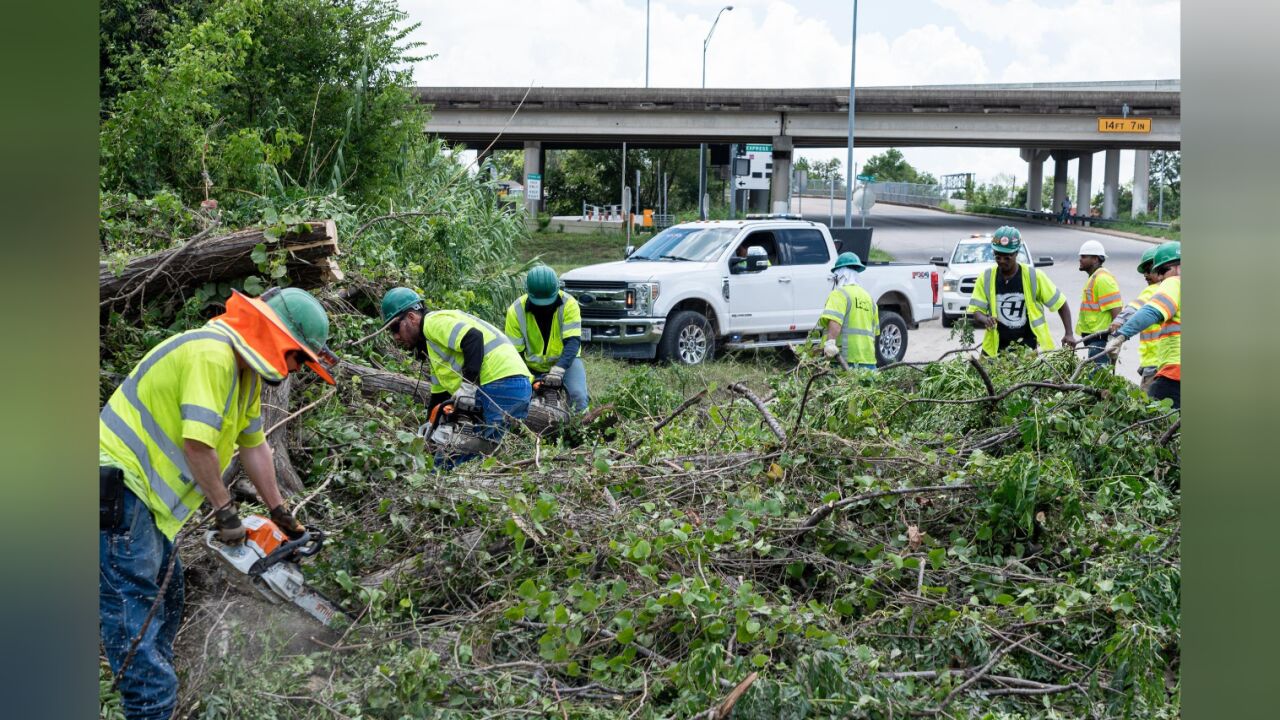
[{"xmin": 164, "ymin": 345, "xmax": 1180, "ymax": 720}]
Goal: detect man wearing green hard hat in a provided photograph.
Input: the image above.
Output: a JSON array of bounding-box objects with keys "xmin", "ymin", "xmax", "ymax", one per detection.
[
  {"xmin": 1109, "ymin": 245, "xmax": 1164, "ymax": 392},
  {"xmin": 505, "ymin": 265, "xmax": 590, "ymax": 412},
  {"xmin": 1106, "ymin": 241, "xmax": 1181, "ymax": 408},
  {"xmin": 99, "ymin": 285, "xmax": 335, "ymax": 719},
  {"xmin": 967, "ymin": 226, "xmax": 1077, "ymax": 356},
  {"xmin": 380, "ymin": 287, "xmax": 532, "ymax": 462},
  {"xmin": 817, "ymin": 251, "xmax": 879, "ymax": 370}
]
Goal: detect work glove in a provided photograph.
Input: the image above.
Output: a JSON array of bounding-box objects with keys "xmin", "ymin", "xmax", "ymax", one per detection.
[
  {"xmin": 214, "ymin": 503, "xmax": 246, "ymax": 544},
  {"xmin": 270, "ymin": 504, "xmax": 307, "ymax": 540},
  {"xmin": 453, "ymin": 382, "xmax": 479, "ymax": 413},
  {"xmin": 544, "ymin": 365, "xmax": 566, "ymax": 388},
  {"xmin": 1104, "ymin": 333, "xmax": 1127, "ymax": 359},
  {"xmin": 823, "ymin": 339, "xmax": 839, "ymax": 359}
]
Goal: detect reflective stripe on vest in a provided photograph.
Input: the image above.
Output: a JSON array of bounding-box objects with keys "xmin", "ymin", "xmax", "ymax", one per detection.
[
  {"xmin": 100, "ymin": 329, "xmax": 242, "ymax": 520},
  {"xmin": 515, "ymin": 302, "xmax": 566, "ymax": 365},
  {"xmin": 423, "ymin": 312, "xmax": 516, "ymax": 379}
]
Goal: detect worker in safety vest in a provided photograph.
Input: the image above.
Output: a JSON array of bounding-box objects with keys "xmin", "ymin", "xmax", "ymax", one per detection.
[
  {"xmin": 505, "ymin": 265, "xmax": 589, "ymax": 412},
  {"xmin": 381, "ymin": 287, "xmax": 532, "ymax": 458},
  {"xmin": 1106, "ymin": 241, "xmax": 1181, "ymax": 408},
  {"xmin": 99, "ymin": 287, "xmax": 336, "ymax": 720},
  {"xmin": 818, "ymin": 251, "xmax": 879, "ymax": 370},
  {"xmin": 1109, "ymin": 246, "xmax": 1163, "ymax": 391},
  {"xmin": 968, "ymin": 226, "xmax": 1077, "ymax": 355},
  {"xmin": 1076, "ymin": 239, "xmax": 1124, "ymax": 366}
]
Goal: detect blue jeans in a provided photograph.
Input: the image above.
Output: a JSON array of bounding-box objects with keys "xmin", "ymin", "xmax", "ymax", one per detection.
[
  {"xmin": 435, "ymin": 375, "xmax": 532, "ymax": 468},
  {"xmin": 560, "ymin": 358, "xmax": 590, "ymax": 412},
  {"xmin": 1083, "ymin": 334, "xmax": 1111, "ymax": 367},
  {"xmin": 100, "ymin": 487, "xmax": 183, "ymax": 720}
]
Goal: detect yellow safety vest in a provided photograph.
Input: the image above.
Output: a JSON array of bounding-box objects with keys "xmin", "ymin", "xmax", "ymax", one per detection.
[
  {"xmin": 1146, "ymin": 276, "xmax": 1181, "ymax": 373},
  {"xmin": 505, "ymin": 292, "xmax": 583, "ymax": 373},
  {"xmin": 420, "ymin": 310, "xmax": 531, "ymax": 394},
  {"xmin": 968, "ymin": 263, "xmax": 1065, "ymax": 357},
  {"xmin": 1126, "ymin": 284, "xmax": 1161, "ymax": 368},
  {"xmin": 1077, "ymin": 267, "xmax": 1123, "ymax": 334},
  {"xmin": 818, "ymin": 284, "xmax": 879, "ymax": 367},
  {"xmin": 99, "ymin": 326, "xmax": 268, "ymax": 540}
]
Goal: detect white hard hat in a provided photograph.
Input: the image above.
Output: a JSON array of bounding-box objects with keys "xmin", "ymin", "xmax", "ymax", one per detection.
[{"xmin": 1078, "ymin": 239, "xmax": 1107, "ymax": 258}]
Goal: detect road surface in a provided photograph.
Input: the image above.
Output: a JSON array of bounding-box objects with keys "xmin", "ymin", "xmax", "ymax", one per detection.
[{"xmin": 791, "ymin": 199, "xmax": 1159, "ymax": 375}]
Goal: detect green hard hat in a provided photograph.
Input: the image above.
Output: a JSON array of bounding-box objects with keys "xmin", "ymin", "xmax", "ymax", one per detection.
[
  {"xmin": 1137, "ymin": 246, "xmax": 1159, "ymax": 274},
  {"xmin": 1151, "ymin": 241, "xmax": 1181, "ymax": 271},
  {"xmin": 991, "ymin": 226, "xmax": 1022, "ymax": 254},
  {"xmin": 525, "ymin": 265, "xmax": 561, "ymax": 305},
  {"xmin": 832, "ymin": 251, "xmax": 865, "ymax": 272},
  {"xmin": 381, "ymin": 287, "xmax": 423, "ymax": 324},
  {"xmin": 263, "ymin": 287, "xmax": 331, "ymax": 358}
]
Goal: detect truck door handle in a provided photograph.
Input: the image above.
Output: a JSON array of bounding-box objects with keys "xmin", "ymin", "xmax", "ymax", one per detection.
[{"xmin": 777, "ymin": 277, "xmax": 792, "ymax": 283}]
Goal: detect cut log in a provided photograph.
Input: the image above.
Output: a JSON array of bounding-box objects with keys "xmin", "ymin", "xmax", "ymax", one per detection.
[
  {"xmin": 337, "ymin": 359, "xmax": 434, "ymax": 406},
  {"xmin": 100, "ymin": 220, "xmax": 341, "ymax": 317}
]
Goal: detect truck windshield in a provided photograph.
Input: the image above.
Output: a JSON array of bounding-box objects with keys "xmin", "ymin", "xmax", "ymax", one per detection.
[
  {"xmin": 628, "ymin": 227, "xmax": 738, "ymax": 262},
  {"xmin": 951, "ymin": 243, "xmax": 1031, "ymax": 265}
]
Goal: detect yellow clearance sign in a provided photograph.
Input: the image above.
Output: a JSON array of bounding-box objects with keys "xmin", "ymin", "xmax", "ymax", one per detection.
[{"xmin": 1097, "ymin": 117, "xmax": 1152, "ymax": 133}]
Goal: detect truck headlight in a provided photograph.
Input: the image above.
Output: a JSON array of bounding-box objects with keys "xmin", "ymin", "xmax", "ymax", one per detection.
[
  {"xmin": 626, "ymin": 282, "xmax": 659, "ymax": 315},
  {"xmin": 942, "ymin": 278, "xmax": 958, "ymax": 292}
]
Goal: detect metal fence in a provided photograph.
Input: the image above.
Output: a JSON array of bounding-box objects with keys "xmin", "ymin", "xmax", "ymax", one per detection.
[{"xmin": 870, "ymin": 182, "xmax": 946, "ymax": 207}]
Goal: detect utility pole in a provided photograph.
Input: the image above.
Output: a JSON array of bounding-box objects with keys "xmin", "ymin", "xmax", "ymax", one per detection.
[
  {"xmin": 645, "ymin": 0, "xmax": 650, "ymax": 88},
  {"xmin": 844, "ymin": 0, "xmax": 858, "ymax": 228},
  {"xmin": 699, "ymin": 5, "xmax": 733, "ymax": 221}
]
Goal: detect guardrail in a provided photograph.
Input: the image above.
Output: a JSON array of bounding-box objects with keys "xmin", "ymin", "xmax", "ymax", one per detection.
[{"xmin": 973, "ymin": 206, "xmax": 1172, "ymax": 230}]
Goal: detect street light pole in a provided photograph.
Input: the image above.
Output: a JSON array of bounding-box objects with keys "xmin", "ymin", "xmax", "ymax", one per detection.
[
  {"xmin": 645, "ymin": 0, "xmax": 650, "ymax": 88},
  {"xmin": 844, "ymin": 0, "xmax": 858, "ymax": 228},
  {"xmin": 699, "ymin": 5, "xmax": 733, "ymax": 220}
]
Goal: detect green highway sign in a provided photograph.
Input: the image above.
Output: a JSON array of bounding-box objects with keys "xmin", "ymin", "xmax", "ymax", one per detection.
[
  {"xmin": 856, "ymin": 174, "xmax": 876, "ymax": 182},
  {"xmin": 744, "ymin": 144, "xmax": 772, "ymax": 153}
]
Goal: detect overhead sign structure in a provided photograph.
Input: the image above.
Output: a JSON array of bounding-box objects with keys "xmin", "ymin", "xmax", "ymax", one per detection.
[
  {"xmin": 526, "ymin": 173, "xmax": 542, "ymax": 200},
  {"xmin": 1097, "ymin": 117, "xmax": 1152, "ymax": 133}
]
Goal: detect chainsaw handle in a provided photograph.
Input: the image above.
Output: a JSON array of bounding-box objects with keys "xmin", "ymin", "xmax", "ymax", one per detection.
[{"xmin": 248, "ymin": 530, "xmax": 325, "ymax": 576}]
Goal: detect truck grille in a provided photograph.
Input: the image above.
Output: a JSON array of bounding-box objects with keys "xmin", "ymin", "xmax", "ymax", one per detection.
[
  {"xmin": 563, "ymin": 280, "xmax": 630, "ymax": 319},
  {"xmin": 959, "ymin": 277, "xmax": 976, "ymax": 294}
]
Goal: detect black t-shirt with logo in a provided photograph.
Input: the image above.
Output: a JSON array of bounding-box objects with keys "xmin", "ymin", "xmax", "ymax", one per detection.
[{"xmin": 993, "ymin": 265, "xmax": 1038, "ymax": 351}]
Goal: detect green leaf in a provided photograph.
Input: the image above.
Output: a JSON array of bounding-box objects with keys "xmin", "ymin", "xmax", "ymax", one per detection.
[
  {"xmin": 517, "ymin": 579, "xmax": 538, "ymax": 600},
  {"xmin": 993, "ymin": 593, "xmax": 1015, "ymax": 606},
  {"xmin": 242, "ymin": 275, "xmax": 265, "ymax": 295},
  {"xmin": 250, "ymin": 243, "xmax": 268, "ymax": 265},
  {"xmin": 615, "ymin": 625, "xmax": 635, "ymax": 644},
  {"xmin": 752, "ymin": 653, "xmax": 769, "ymax": 668},
  {"xmin": 631, "ymin": 539, "xmax": 651, "ymax": 560},
  {"xmin": 928, "ymin": 548, "xmax": 947, "ymax": 569}
]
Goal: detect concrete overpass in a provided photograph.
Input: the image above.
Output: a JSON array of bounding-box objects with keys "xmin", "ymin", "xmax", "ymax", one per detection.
[{"xmin": 416, "ymin": 81, "xmax": 1180, "ymax": 218}]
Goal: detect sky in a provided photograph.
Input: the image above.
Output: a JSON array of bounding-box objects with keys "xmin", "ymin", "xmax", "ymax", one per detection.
[{"xmin": 398, "ymin": 0, "xmax": 1180, "ymax": 188}]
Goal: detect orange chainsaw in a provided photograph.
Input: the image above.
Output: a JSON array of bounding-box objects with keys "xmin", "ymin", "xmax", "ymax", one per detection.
[{"xmin": 204, "ymin": 515, "xmax": 347, "ymax": 629}]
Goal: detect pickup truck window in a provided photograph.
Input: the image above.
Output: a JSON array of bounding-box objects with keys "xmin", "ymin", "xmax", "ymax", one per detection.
[
  {"xmin": 738, "ymin": 231, "xmax": 779, "ymax": 265},
  {"xmin": 628, "ymin": 227, "xmax": 738, "ymax": 262},
  {"xmin": 780, "ymin": 229, "xmax": 831, "ymax": 265},
  {"xmin": 952, "ymin": 242, "xmax": 1031, "ymax": 266}
]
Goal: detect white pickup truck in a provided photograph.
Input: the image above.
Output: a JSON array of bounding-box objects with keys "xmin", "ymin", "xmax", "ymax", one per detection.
[{"xmin": 560, "ymin": 217, "xmax": 940, "ymax": 365}]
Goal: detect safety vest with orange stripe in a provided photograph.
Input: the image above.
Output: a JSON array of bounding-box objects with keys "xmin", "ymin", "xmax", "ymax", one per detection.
[
  {"xmin": 1146, "ymin": 276, "xmax": 1181, "ymax": 379},
  {"xmin": 1077, "ymin": 267, "xmax": 1123, "ymax": 334},
  {"xmin": 1125, "ymin": 284, "xmax": 1161, "ymax": 369}
]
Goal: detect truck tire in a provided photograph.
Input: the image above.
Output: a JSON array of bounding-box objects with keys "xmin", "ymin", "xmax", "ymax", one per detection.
[
  {"xmin": 876, "ymin": 310, "xmax": 908, "ymax": 365},
  {"xmin": 658, "ymin": 310, "xmax": 715, "ymax": 365},
  {"xmin": 941, "ymin": 311, "xmax": 957, "ymax": 328}
]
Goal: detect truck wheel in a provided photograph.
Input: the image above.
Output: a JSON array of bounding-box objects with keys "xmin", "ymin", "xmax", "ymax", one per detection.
[
  {"xmin": 941, "ymin": 312, "xmax": 957, "ymax": 328},
  {"xmin": 876, "ymin": 311, "xmax": 908, "ymax": 365},
  {"xmin": 658, "ymin": 311, "xmax": 715, "ymax": 365}
]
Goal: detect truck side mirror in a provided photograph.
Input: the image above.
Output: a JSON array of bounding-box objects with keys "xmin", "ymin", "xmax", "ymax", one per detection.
[
  {"xmin": 1035, "ymin": 256, "xmax": 1054, "ymax": 267},
  {"xmin": 624, "ymin": 245, "xmax": 636, "ymax": 258},
  {"xmin": 745, "ymin": 245, "xmax": 770, "ymax": 272},
  {"xmin": 930, "ymin": 255, "xmax": 947, "ymax": 266}
]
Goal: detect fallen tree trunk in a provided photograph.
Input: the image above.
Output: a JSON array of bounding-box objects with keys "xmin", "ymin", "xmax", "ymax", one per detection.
[
  {"xmin": 338, "ymin": 359, "xmax": 434, "ymax": 406},
  {"xmin": 100, "ymin": 220, "xmax": 342, "ymax": 317}
]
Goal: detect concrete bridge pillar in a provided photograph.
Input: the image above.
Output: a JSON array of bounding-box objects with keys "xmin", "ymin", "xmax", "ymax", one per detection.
[
  {"xmin": 523, "ymin": 141, "xmax": 542, "ymax": 215},
  {"xmin": 769, "ymin": 136, "xmax": 793, "ymax": 214},
  {"xmin": 1102, "ymin": 149, "xmax": 1121, "ymax": 219},
  {"xmin": 1051, "ymin": 152, "xmax": 1070, "ymax": 215},
  {"xmin": 1132, "ymin": 150, "xmax": 1150, "ymax": 218},
  {"xmin": 1020, "ymin": 149, "xmax": 1049, "ymax": 212},
  {"xmin": 1076, "ymin": 152, "xmax": 1094, "ymax": 218}
]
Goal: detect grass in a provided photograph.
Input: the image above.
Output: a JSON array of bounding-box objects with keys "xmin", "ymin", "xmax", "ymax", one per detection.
[
  {"xmin": 518, "ymin": 229, "xmax": 895, "ymax": 273},
  {"xmin": 582, "ymin": 349, "xmax": 789, "ymax": 398}
]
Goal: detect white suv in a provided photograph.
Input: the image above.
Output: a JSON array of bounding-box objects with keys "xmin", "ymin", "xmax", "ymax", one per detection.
[{"xmin": 932, "ymin": 234, "xmax": 1055, "ymax": 327}]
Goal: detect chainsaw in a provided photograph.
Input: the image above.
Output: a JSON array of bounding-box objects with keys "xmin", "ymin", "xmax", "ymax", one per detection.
[
  {"xmin": 524, "ymin": 378, "xmax": 571, "ymax": 436},
  {"xmin": 420, "ymin": 399, "xmax": 499, "ymax": 457},
  {"xmin": 204, "ymin": 515, "xmax": 347, "ymax": 629}
]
